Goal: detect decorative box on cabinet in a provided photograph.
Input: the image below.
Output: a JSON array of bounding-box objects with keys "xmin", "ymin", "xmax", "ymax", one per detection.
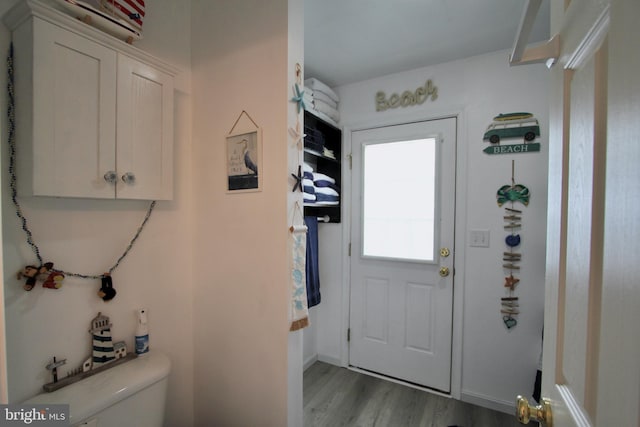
[
  {"xmin": 4, "ymin": 0, "xmax": 176, "ymax": 200},
  {"xmin": 303, "ymin": 110, "xmax": 342, "ymax": 223}
]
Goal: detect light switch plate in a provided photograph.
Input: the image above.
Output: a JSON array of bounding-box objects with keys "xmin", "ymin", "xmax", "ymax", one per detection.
[{"xmin": 469, "ymin": 229, "xmax": 490, "ymax": 247}]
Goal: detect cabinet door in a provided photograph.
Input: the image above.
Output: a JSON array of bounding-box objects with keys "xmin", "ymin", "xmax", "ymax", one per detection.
[
  {"xmin": 116, "ymin": 54, "xmax": 173, "ymax": 200},
  {"xmin": 30, "ymin": 19, "xmax": 117, "ymax": 198}
]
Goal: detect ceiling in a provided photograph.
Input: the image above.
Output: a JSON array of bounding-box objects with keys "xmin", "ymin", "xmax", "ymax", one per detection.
[{"xmin": 304, "ymin": 0, "xmax": 550, "ymax": 88}]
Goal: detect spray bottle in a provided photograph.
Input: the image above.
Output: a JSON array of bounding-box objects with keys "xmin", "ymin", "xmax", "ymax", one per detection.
[{"xmin": 135, "ymin": 308, "xmax": 149, "ymax": 356}]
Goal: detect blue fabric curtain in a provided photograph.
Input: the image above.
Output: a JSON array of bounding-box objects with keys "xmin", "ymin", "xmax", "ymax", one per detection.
[{"xmin": 304, "ymin": 216, "xmax": 321, "ymax": 307}]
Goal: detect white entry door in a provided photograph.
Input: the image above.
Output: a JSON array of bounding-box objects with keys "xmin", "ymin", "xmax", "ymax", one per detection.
[
  {"xmin": 523, "ymin": 1, "xmax": 640, "ymax": 426},
  {"xmin": 349, "ymin": 117, "xmax": 456, "ymax": 392}
]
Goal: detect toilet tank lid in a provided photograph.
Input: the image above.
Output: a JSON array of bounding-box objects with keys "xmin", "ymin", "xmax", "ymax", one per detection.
[{"xmin": 24, "ymin": 351, "xmax": 170, "ymax": 423}]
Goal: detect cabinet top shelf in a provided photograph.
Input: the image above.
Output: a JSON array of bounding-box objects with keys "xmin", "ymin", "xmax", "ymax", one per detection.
[{"xmin": 3, "ymin": 0, "xmax": 179, "ymax": 76}]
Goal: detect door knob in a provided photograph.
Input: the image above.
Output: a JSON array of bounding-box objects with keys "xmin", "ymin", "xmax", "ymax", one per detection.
[
  {"xmin": 121, "ymin": 172, "xmax": 136, "ymax": 184},
  {"xmin": 439, "ymin": 267, "xmax": 450, "ymax": 277},
  {"xmin": 103, "ymin": 171, "xmax": 117, "ymax": 184},
  {"xmin": 440, "ymin": 247, "xmax": 450, "ymax": 257},
  {"xmin": 516, "ymin": 396, "xmax": 553, "ymax": 426}
]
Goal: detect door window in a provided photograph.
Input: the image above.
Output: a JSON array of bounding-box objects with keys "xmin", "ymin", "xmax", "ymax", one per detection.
[{"xmin": 362, "ymin": 138, "xmax": 437, "ymax": 262}]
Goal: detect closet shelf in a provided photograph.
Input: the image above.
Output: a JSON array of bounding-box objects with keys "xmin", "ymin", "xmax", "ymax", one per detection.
[
  {"xmin": 304, "ymin": 203, "xmax": 340, "ymax": 207},
  {"xmin": 303, "ymin": 110, "xmax": 341, "ymax": 223},
  {"xmin": 303, "ymin": 148, "xmax": 339, "ymax": 163}
]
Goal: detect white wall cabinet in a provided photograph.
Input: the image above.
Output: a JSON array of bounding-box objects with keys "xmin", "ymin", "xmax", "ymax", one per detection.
[{"xmin": 6, "ymin": 1, "xmax": 175, "ymax": 200}]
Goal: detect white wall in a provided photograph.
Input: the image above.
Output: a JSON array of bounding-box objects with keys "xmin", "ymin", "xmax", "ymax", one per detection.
[
  {"xmin": 302, "ymin": 307, "xmax": 318, "ymax": 368},
  {"xmin": 287, "ymin": 0, "xmax": 305, "ymax": 425},
  {"xmin": 2, "ymin": 1, "xmax": 305, "ymax": 425},
  {"xmin": 191, "ymin": 0, "xmax": 300, "ymax": 425},
  {"xmin": 0, "ymin": 0, "xmax": 195, "ymax": 425},
  {"xmin": 309, "ymin": 49, "xmax": 549, "ymax": 413}
]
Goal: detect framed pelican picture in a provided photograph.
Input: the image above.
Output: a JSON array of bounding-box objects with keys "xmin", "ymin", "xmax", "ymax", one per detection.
[{"xmin": 226, "ymin": 129, "xmax": 262, "ymax": 192}]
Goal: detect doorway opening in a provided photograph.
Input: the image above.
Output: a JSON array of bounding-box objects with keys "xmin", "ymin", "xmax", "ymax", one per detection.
[{"xmin": 348, "ymin": 117, "xmax": 457, "ymax": 392}]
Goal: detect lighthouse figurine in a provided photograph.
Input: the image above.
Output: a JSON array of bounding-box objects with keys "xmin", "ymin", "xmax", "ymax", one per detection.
[{"xmin": 90, "ymin": 312, "xmax": 116, "ymax": 368}]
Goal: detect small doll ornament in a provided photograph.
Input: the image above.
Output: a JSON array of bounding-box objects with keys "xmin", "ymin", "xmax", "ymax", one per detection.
[
  {"xmin": 18, "ymin": 262, "xmax": 63, "ymax": 291},
  {"xmin": 98, "ymin": 273, "xmax": 117, "ymax": 301}
]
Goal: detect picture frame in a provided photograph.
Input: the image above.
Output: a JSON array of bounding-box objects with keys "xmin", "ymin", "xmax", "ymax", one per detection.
[{"xmin": 226, "ymin": 129, "xmax": 262, "ymax": 192}]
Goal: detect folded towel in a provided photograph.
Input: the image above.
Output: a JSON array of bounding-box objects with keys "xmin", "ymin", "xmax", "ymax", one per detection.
[
  {"xmin": 313, "ymin": 99, "xmax": 340, "ymax": 123},
  {"xmin": 312, "ymin": 90, "xmax": 338, "ymax": 109},
  {"xmin": 303, "ymin": 91, "xmax": 313, "ymax": 106},
  {"xmin": 302, "ymin": 178, "xmax": 315, "ymax": 194},
  {"xmin": 323, "ymin": 147, "xmax": 336, "ymax": 159},
  {"xmin": 315, "ymin": 186, "xmax": 339, "ymax": 197},
  {"xmin": 304, "ymin": 126, "xmax": 326, "ymax": 152},
  {"xmin": 315, "ymin": 194, "xmax": 339, "ymax": 204},
  {"xmin": 314, "ymin": 180, "xmax": 340, "ymax": 193},
  {"xmin": 305, "ymin": 78, "xmax": 340, "ymax": 102},
  {"xmin": 102, "ymin": 0, "xmax": 145, "ymax": 31},
  {"xmin": 312, "ymin": 172, "xmax": 335, "ymax": 184},
  {"xmin": 303, "ymin": 193, "xmax": 316, "ymax": 202},
  {"xmin": 303, "ymin": 162, "xmax": 314, "ymax": 173},
  {"xmin": 303, "ymin": 171, "xmax": 313, "ymax": 180}
]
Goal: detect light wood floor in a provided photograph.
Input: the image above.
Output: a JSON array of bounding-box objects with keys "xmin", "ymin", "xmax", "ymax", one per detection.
[{"xmin": 304, "ymin": 362, "xmax": 521, "ymax": 427}]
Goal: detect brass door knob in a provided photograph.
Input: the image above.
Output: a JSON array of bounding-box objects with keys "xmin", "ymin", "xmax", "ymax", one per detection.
[
  {"xmin": 439, "ymin": 267, "xmax": 450, "ymax": 277},
  {"xmin": 516, "ymin": 396, "xmax": 553, "ymax": 426},
  {"xmin": 440, "ymin": 247, "xmax": 450, "ymax": 257}
]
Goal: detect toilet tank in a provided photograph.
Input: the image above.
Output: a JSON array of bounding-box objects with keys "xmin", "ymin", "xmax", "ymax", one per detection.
[{"xmin": 24, "ymin": 351, "xmax": 171, "ymax": 427}]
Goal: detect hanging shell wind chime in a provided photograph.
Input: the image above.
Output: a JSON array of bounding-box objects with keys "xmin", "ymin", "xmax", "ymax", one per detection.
[{"xmin": 497, "ymin": 160, "xmax": 530, "ymax": 329}]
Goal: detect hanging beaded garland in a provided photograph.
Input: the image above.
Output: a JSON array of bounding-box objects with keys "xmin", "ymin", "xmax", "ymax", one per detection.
[{"xmin": 7, "ymin": 43, "xmax": 156, "ymax": 300}]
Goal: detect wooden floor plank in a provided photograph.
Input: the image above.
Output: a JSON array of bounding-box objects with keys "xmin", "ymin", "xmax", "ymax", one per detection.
[{"xmin": 303, "ymin": 362, "xmax": 521, "ymax": 427}]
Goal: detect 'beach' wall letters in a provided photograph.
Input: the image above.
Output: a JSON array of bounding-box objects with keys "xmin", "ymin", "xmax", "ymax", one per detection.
[{"xmin": 376, "ymin": 79, "xmax": 438, "ymax": 112}]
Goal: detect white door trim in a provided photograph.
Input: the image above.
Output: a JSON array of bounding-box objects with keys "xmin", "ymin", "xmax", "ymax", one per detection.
[{"xmin": 339, "ymin": 108, "xmax": 468, "ymax": 401}]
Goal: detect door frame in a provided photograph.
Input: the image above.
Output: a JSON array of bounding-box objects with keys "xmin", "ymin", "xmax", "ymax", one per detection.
[
  {"xmin": 339, "ymin": 109, "xmax": 467, "ymax": 400},
  {"xmin": 541, "ymin": 1, "xmax": 614, "ymax": 424}
]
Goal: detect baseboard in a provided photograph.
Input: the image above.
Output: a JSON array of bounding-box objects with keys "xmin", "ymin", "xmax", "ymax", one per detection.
[
  {"xmin": 317, "ymin": 354, "xmax": 342, "ymax": 367},
  {"xmin": 460, "ymin": 390, "xmax": 516, "ymax": 415},
  {"xmin": 303, "ymin": 354, "xmax": 318, "ymax": 371}
]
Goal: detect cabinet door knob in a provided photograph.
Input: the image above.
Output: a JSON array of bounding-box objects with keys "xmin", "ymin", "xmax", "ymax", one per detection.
[
  {"xmin": 103, "ymin": 171, "xmax": 117, "ymax": 183},
  {"xmin": 121, "ymin": 172, "xmax": 136, "ymax": 184}
]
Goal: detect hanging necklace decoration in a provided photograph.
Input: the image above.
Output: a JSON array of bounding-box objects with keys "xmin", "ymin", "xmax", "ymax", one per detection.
[
  {"xmin": 290, "ymin": 69, "xmax": 307, "ymax": 114},
  {"xmin": 288, "ymin": 64, "xmax": 310, "ymax": 332},
  {"xmin": 7, "ymin": 43, "xmax": 156, "ymax": 300},
  {"xmin": 291, "ymin": 165, "xmax": 303, "ymax": 193},
  {"xmin": 497, "ymin": 160, "xmax": 530, "ymax": 329},
  {"xmin": 288, "ymin": 64, "xmax": 306, "ymax": 150},
  {"xmin": 288, "ymin": 121, "xmax": 305, "ymax": 150},
  {"xmin": 290, "ymin": 63, "xmax": 305, "ymax": 193}
]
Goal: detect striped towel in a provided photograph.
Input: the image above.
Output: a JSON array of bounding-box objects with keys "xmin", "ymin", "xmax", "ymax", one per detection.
[{"xmin": 101, "ymin": 0, "xmax": 145, "ymax": 31}]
